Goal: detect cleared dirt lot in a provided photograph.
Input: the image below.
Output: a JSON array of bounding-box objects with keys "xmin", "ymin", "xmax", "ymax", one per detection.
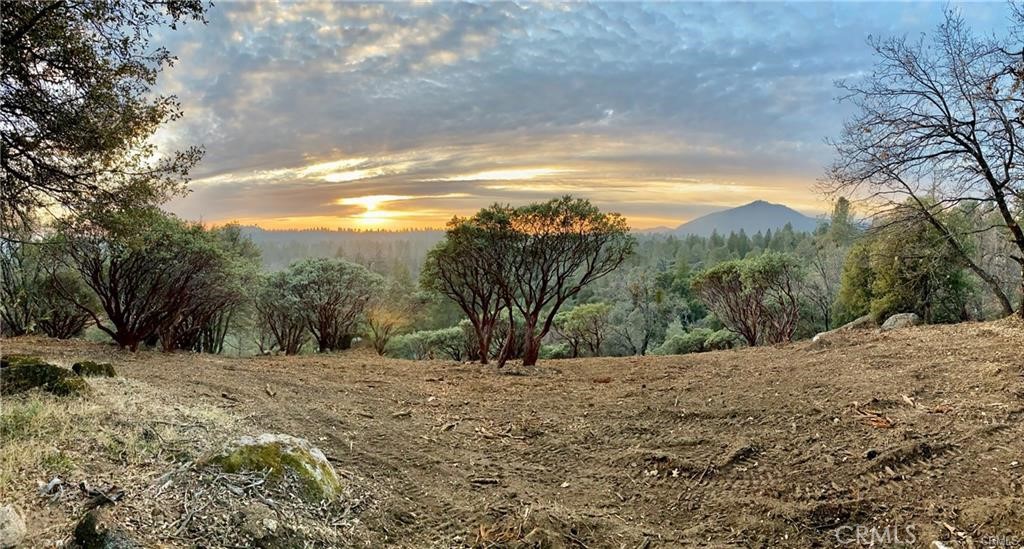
[{"xmin": 3, "ymin": 318, "xmax": 1023, "ymax": 547}]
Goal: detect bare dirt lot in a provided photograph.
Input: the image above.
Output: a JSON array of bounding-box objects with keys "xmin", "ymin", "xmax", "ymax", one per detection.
[{"xmin": 3, "ymin": 319, "xmax": 1023, "ymax": 548}]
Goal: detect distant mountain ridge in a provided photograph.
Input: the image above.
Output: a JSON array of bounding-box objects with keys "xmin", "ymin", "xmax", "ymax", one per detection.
[{"xmin": 664, "ymin": 200, "xmax": 820, "ymax": 237}]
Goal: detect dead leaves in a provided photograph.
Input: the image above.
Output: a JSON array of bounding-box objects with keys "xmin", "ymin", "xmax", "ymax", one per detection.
[{"xmin": 852, "ymin": 404, "xmax": 896, "ymax": 429}]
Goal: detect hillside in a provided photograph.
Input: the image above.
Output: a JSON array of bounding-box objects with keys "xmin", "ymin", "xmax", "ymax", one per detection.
[
  {"xmin": 2, "ymin": 319, "xmax": 1022, "ymax": 547},
  {"xmin": 671, "ymin": 200, "xmax": 820, "ymax": 236}
]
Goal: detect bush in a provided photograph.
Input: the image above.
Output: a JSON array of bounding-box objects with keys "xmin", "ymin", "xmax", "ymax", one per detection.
[
  {"xmin": 704, "ymin": 329, "xmax": 741, "ymax": 350},
  {"xmin": 387, "ymin": 328, "xmax": 470, "ymax": 361},
  {"xmin": 654, "ymin": 328, "xmax": 712, "ymax": 355},
  {"xmin": 540, "ymin": 343, "xmax": 572, "ymax": 360},
  {"xmin": 652, "ymin": 328, "xmax": 739, "ymax": 355}
]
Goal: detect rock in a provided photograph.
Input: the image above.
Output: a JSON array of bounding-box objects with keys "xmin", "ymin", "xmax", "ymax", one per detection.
[
  {"xmin": 206, "ymin": 434, "xmax": 342, "ymax": 502},
  {"xmin": 1, "ymin": 354, "xmax": 45, "ymax": 369},
  {"xmin": 810, "ymin": 315, "xmax": 878, "ymax": 350},
  {"xmin": 240, "ymin": 503, "xmax": 279, "ymax": 541},
  {"xmin": 808, "ymin": 331, "xmax": 834, "ymax": 350},
  {"xmin": 74, "ymin": 508, "xmax": 138, "ymax": 549},
  {"xmin": 881, "ymin": 313, "xmax": 921, "ymax": 331},
  {"xmin": 0, "ymin": 505, "xmax": 26, "ymax": 549},
  {"xmin": 837, "ymin": 314, "xmax": 876, "ymax": 331},
  {"xmin": 72, "ymin": 361, "xmax": 117, "ymax": 378},
  {"xmin": 811, "ymin": 330, "xmax": 834, "ymax": 344},
  {"xmin": 0, "ymin": 359, "xmax": 89, "ymax": 396}
]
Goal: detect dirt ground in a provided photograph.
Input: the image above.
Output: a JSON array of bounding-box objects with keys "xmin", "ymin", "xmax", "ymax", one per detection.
[{"xmin": 2, "ymin": 318, "xmax": 1023, "ymax": 548}]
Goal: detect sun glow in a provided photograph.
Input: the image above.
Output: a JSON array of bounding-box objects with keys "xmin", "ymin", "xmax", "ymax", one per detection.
[{"xmin": 332, "ymin": 193, "xmax": 470, "ymax": 228}]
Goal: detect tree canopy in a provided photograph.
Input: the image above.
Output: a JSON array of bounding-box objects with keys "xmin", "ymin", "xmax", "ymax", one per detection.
[{"xmin": 1, "ymin": 0, "xmax": 206, "ymax": 236}]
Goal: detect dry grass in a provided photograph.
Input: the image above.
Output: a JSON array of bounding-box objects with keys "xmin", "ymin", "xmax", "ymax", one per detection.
[{"xmin": 1, "ymin": 376, "xmax": 245, "ymax": 546}]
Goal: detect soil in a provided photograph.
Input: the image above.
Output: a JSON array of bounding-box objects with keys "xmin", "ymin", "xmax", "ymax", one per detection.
[{"xmin": 3, "ymin": 318, "xmax": 1023, "ymax": 548}]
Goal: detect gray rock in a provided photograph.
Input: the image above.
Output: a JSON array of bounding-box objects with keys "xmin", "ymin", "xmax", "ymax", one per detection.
[
  {"xmin": 0, "ymin": 505, "xmax": 26, "ymax": 548},
  {"xmin": 838, "ymin": 314, "xmax": 876, "ymax": 331},
  {"xmin": 881, "ymin": 313, "xmax": 921, "ymax": 331}
]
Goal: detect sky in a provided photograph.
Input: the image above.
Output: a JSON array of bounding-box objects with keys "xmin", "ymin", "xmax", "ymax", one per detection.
[{"xmin": 157, "ymin": 1, "xmax": 1006, "ymax": 231}]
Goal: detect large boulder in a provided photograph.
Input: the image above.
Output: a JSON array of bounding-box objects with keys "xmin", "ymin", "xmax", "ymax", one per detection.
[
  {"xmin": 72, "ymin": 361, "xmax": 117, "ymax": 378},
  {"xmin": 206, "ymin": 434, "xmax": 342, "ymax": 502},
  {"xmin": 810, "ymin": 315, "xmax": 879, "ymax": 349},
  {"xmin": 0, "ymin": 505, "xmax": 26, "ymax": 548},
  {"xmin": 837, "ymin": 314, "xmax": 876, "ymax": 331},
  {"xmin": 0, "ymin": 356, "xmax": 89, "ymax": 396},
  {"xmin": 881, "ymin": 313, "xmax": 921, "ymax": 331}
]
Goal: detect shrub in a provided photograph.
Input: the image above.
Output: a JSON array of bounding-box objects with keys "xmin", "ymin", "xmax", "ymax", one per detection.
[
  {"xmin": 387, "ymin": 328, "xmax": 471, "ymax": 361},
  {"xmin": 540, "ymin": 343, "xmax": 572, "ymax": 360},
  {"xmin": 652, "ymin": 328, "xmax": 739, "ymax": 355},
  {"xmin": 704, "ymin": 329, "xmax": 741, "ymax": 350},
  {"xmin": 654, "ymin": 328, "xmax": 713, "ymax": 355}
]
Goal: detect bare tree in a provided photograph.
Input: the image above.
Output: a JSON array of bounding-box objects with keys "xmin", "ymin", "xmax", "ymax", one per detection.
[{"xmin": 825, "ymin": 10, "xmax": 1024, "ymax": 317}]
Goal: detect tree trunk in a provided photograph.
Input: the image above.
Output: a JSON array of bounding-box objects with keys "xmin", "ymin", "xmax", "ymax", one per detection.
[
  {"xmin": 1018, "ymin": 270, "xmax": 1024, "ymax": 319},
  {"xmin": 522, "ymin": 335, "xmax": 541, "ymax": 366},
  {"xmin": 477, "ymin": 326, "xmax": 491, "ymax": 365},
  {"xmin": 495, "ymin": 326, "xmax": 514, "ymax": 368}
]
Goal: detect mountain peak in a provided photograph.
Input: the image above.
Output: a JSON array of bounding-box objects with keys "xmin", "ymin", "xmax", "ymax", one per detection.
[{"xmin": 671, "ymin": 201, "xmax": 819, "ymax": 237}]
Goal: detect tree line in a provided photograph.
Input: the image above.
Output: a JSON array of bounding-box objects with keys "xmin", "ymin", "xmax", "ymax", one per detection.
[{"xmin": 1, "ymin": 1, "xmax": 1021, "ymax": 364}]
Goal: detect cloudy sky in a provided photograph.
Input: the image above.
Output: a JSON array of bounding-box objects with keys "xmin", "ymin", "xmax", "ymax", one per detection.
[{"xmin": 157, "ymin": 1, "xmax": 1005, "ymax": 230}]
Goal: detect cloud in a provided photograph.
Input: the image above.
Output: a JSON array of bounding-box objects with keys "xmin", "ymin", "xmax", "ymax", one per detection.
[{"xmin": 156, "ymin": 1, "xmax": 1006, "ymax": 229}]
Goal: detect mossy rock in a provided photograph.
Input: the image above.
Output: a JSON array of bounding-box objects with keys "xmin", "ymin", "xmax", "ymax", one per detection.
[
  {"xmin": 73, "ymin": 361, "xmax": 117, "ymax": 377},
  {"xmin": 206, "ymin": 434, "xmax": 342, "ymax": 502},
  {"xmin": 0, "ymin": 359, "xmax": 89, "ymax": 396},
  {"xmin": 1, "ymin": 354, "xmax": 47, "ymax": 369}
]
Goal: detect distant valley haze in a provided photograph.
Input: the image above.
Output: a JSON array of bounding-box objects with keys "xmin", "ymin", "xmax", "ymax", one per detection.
[{"xmin": 154, "ymin": 2, "xmax": 1006, "ymax": 230}]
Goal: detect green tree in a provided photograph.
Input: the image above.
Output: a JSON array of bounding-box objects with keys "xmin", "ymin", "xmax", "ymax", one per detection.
[
  {"xmin": 476, "ymin": 197, "xmax": 635, "ymax": 366},
  {"xmin": 158, "ymin": 224, "xmax": 262, "ymax": 353},
  {"xmin": 2, "ymin": 0, "xmax": 207, "ymax": 234},
  {"xmin": 553, "ymin": 302, "xmax": 612, "ymax": 357},
  {"xmin": 834, "ymin": 242, "xmax": 875, "ymax": 324},
  {"xmin": 36, "ymin": 270, "xmax": 98, "ymax": 339},
  {"xmin": 288, "ymin": 258, "xmax": 384, "ymax": 352},
  {"xmin": 427, "ymin": 197, "xmax": 633, "ymax": 367},
  {"xmin": 53, "ymin": 203, "xmax": 231, "ymax": 351},
  {"xmin": 692, "ymin": 252, "xmax": 804, "ymax": 346},
  {"xmin": 0, "ymin": 236, "xmax": 46, "ymax": 335},
  {"xmin": 421, "ymin": 218, "xmax": 508, "ymax": 364},
  {"xmin": 255, "ymin": 271, "xmax": 308, "ymax": 356}
]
